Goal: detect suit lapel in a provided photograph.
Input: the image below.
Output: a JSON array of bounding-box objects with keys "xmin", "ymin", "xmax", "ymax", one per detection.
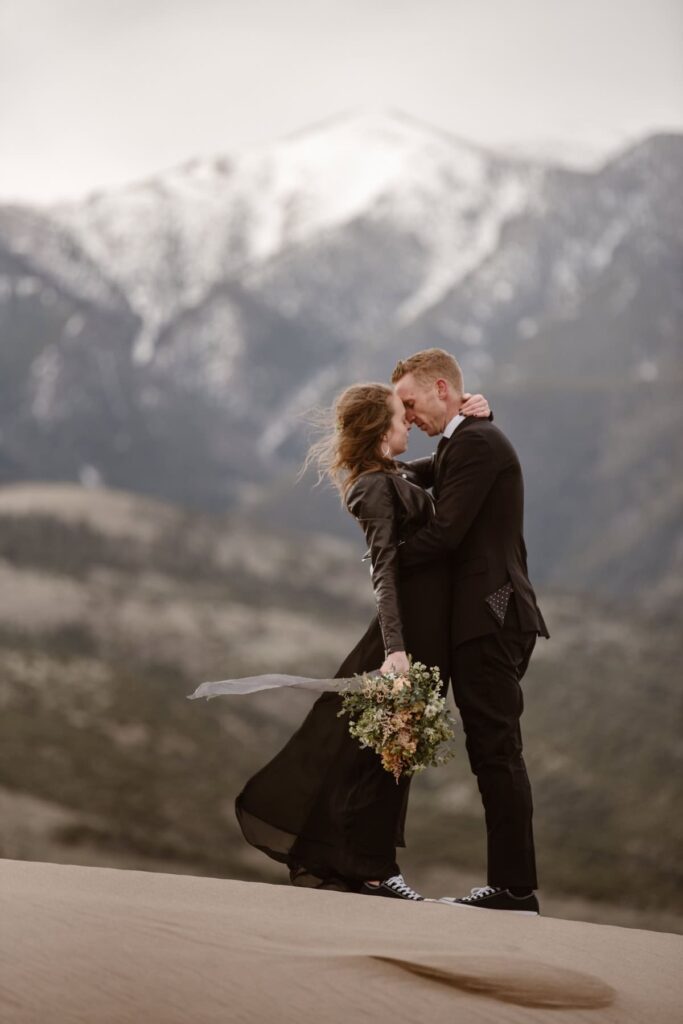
[
  {"xmin": 433, "ymin": 435, "xmax": 450, "ymax": 497},
  {"xmin": 433, "ymin": 418, "xmax": 474, "ymax": 497}
]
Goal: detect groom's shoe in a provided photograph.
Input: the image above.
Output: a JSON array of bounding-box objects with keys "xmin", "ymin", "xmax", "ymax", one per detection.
[
  {"xmin": 360, "ymin": 873, "xmax": 424, "ymax": 901},
  {"xmin": 438, "ymin": 885, "xmax": 539, "ymax": 915}
]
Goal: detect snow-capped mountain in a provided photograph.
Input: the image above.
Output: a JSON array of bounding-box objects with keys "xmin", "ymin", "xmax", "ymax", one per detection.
[
  {"xmin": 0, "ymin": 111, "xmax": 681, "ymax": 597},
  {"xmin": 39, "ymin": 110, "xmax": 548, "ymax": 361}
]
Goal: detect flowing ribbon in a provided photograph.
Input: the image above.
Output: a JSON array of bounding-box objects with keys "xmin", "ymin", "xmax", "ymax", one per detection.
[{"xmin": 187, "ymin": 670, "xmax": 384, "ymax": 701}]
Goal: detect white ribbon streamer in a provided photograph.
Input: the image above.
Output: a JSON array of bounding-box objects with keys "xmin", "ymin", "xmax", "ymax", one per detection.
[{"xmin": 187, "ymin": 670, "xmax": 384, "ymax": 701}]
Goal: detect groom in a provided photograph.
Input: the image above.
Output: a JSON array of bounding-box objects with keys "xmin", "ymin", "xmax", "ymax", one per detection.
[{"xmin": 393, "ymin": 347, "xmax": 549, "ymax": 915}]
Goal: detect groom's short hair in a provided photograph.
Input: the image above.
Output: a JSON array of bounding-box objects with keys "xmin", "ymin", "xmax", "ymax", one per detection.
[{"xmin": 391, "ymin": 348, "xmax": 463, "ymax": 394}]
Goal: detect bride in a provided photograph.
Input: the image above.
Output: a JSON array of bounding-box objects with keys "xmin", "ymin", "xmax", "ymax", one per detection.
[{"xmin": 233, "ymin": 382, "xmax": 490, "ymax": 900}]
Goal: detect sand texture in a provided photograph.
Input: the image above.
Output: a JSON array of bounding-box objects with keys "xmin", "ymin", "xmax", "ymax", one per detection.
[{"xmin": 1, "ymin": 858, "xmax": 681, "ymax": 1023}]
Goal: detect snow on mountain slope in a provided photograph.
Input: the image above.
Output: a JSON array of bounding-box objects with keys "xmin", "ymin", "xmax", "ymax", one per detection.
[
  {"xmin": 46, "ymin": 109, "xmax": 548, "ymax": 362},
  {"xmin": 0, "ymin": 205, "xmax": 129, "ymax": 312}
]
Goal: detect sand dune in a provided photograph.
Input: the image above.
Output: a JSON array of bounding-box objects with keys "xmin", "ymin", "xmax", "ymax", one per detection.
[{"xmin": 2, "ymin": 860, "xmax": 681, "ymax": 1023}]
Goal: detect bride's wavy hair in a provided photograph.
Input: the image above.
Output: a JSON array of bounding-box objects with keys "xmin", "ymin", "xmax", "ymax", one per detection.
[{"xmin": 297, "ymin": 382, "xmax": 397, "ymax": 501}]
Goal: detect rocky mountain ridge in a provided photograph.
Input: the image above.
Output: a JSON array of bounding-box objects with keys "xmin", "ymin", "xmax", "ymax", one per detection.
[{"xmin": 0, "ymin": 112, "xmax": 680, "ymax": 596}]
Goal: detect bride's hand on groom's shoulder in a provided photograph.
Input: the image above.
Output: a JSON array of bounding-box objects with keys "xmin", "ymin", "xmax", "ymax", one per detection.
[
  {"xmin": 460, "ymin": 392, "xmax": 490, "ymax": 418},
  {"xmin": 380, "ymin": 651, "xmax": 410, "ymax": 675}
]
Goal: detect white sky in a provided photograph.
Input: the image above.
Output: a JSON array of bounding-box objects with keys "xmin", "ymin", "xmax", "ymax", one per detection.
[{"xmin": 1, "ymin": 0, "xmax": 681, "ymax": 203}]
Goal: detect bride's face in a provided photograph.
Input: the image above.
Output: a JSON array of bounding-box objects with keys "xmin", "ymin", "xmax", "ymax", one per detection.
[{"xmin": 382, "ymin": 394, "xmax": 410, "ymax": 457}]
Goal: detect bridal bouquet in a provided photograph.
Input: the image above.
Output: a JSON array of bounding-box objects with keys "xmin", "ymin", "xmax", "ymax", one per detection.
[{"xmin": 337, "ymin": 660, "xmax": 457, "ymax": 782}]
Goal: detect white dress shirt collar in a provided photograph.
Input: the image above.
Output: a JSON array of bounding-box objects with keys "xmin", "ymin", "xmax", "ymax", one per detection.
[{"xmin": 442, "ymin": 412, "xmax": 465, "ymax": 439}]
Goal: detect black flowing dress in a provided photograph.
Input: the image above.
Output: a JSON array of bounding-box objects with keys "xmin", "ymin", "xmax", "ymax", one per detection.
[{"xmin": 235, "ymin": 459, "xmax": 451, "ymax": 890}]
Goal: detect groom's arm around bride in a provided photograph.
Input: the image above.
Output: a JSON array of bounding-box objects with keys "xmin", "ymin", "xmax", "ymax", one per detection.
[{"xmin": 396, "ymin": 391, "xmax": 547, "ymax": 647}]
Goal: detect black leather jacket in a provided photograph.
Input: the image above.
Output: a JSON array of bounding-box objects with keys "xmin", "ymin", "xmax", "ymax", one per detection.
[{"xmin": 344, "ymin": 460, "xmax": 435, "ymax": 657}]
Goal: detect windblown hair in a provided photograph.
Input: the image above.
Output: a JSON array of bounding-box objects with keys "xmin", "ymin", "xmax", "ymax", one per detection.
[
  {"xmin": 391, "ymin": 347, "xmax": 463, "ymax": 394},
  {"xmin": 298, "ymin": 382, "xmax": 397, "ymax": 502}
]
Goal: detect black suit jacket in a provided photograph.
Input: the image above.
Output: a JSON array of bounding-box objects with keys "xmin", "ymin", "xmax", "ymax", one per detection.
[{"xmin": 399, "ymin": 417, "xmax": 549, "ymax": 647}]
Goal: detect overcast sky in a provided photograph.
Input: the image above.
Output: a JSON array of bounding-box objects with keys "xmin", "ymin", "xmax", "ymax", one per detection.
[{"xmin": 2, "ymin": 0, "xmax": 681, "ymax": 203}]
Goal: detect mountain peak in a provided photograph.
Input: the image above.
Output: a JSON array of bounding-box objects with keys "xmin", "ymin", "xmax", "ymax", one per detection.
[
  {"xmin": 265, "ymin": 107, "xmax": 489, "ymax": 177},
  {"xmin": 601, "ymin": 130, "xmax": 683, "ymax": 174},
  {"xmin": 278, "ymin": 106, "xmax": 477, "ymax": 150},
  {"xmin": 42, "ymin": 105, "xmax": 532, "ymax": 362}
]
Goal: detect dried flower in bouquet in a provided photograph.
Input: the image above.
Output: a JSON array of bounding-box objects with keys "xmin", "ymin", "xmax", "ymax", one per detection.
[{"xmin": 337, "ymin": 659, "xmax": 457, "ymax": 782}]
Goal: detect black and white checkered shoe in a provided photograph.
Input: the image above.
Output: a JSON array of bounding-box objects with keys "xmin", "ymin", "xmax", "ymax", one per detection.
[
  {"xmin": 437, "ymin": 885, "xmax": 539, "ymax": 915},
  {"xmin": 360, "ymin": 873, "xmax": 424, "ymax": 901}
]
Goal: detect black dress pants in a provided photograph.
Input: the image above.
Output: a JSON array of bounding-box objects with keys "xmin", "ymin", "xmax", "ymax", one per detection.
[{"xmin": 450, "ymin": 597, "xmax": 538, "ymax": 889}]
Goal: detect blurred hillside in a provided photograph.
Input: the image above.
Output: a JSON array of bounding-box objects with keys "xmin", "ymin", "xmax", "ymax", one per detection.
[{"xmin": 0, "ymin": 484, "xmax": 681, "ymax": 933}]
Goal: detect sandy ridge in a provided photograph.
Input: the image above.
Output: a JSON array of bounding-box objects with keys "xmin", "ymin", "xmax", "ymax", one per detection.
[{"xmin": 1, "ymin": 859, "xmax": 682, "ymax": 1023}]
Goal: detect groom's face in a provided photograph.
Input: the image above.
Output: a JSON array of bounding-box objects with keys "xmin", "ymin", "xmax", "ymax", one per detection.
[{"xmin": 394, "ymin": 373, "xmax": 446, "ymax": 436}]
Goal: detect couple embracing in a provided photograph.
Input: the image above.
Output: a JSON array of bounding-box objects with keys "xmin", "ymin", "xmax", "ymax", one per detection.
[{"xmin": 234, "ymin": 347, "xmax": 549, "ymax": 914}]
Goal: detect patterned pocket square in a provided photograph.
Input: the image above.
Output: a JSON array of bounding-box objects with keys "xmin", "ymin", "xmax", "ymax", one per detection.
[{"xmin": 485, "ymin": 581, "xmax": 514, "ymax": 626}]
